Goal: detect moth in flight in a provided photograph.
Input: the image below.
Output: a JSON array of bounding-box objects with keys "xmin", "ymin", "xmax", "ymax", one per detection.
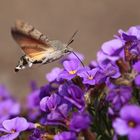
[{"xmin": 11, "ymin": 20, "xmax": 77, "ymax": 72}]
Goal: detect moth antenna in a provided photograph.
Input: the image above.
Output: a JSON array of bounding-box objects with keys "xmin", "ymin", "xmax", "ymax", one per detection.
[
  {"xmin": 66, "ymin": 31, "xmax": 85, "ymax": 68},
  {"xmin": 66, "ymin": 30, "xmax": 78, "ymax": 47}
]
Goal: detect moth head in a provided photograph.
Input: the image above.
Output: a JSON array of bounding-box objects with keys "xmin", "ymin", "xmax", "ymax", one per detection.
[
  {"xmin": 15, "ymin": 55, "xmax": 32, "ymax": 72},
  {"xmin": 64, "ymin": 46, "xmax": 73, "ymax": 53}
]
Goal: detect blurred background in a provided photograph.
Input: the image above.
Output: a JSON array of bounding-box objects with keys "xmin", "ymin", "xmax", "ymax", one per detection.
[{"xmin": 0, "ymin": 0, "xmax": 140, "ymax": 100}]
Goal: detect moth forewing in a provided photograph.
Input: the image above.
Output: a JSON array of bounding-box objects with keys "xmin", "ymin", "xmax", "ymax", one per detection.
[{"xmin": 15, "ymin": 20, "xmax": 49, "ymax": 44}]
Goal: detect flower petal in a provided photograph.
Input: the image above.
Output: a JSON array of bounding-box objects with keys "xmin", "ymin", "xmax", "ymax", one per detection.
[
  {"xmin": 113, "ymin": 118, "xmax": 129, "ymax": 135},
  {"xmin": 2, "ymin": 117, "xmax": 29, "ymax": 132}
]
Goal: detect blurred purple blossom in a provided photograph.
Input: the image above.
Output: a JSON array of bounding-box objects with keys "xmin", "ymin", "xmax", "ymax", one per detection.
[
  {"xmin": 0, "ymin": 100, "xmax": 20, "ymax": 125},
  {"xmin": 99, "ymin": 63, "xmax": 121, "ymax": 79},
  {"xmin": 69, "ymin": 112, "xmax": 91, "ymax": 132},
  {"xmin": 40, "ymin": 104, "xmax": 70, "ymax": 126},
  {"xmin": 133, "ymin": 61, "xmax": 140, "ymax": 73},
  {"xmin": 0, "ymin": 85, "xmax": 11, "ymax": 101},
  {"xmin": 39, "ymin": 83, "xmax": 57, "ymax": 100},
  {"xmin": 27, "ymin": 89, "xmax": 41, "ymax": 121},
  {"xmin": 30, "ymin": 81, "xmax": 38, "ymax": 91},
  {"xmin": 29, "ymin": 128, "xmax": 42, "ymax": 140},
  {"xmin": 46, "ymin": 67, "xmax": 63, "ymax": 82},
  {"xmin": 54, "ymin": 131, "xmax": 77, "ymax": 140},
  {"xmin": 134, "ymin": 75, "xmax": 140, "ymax": 86},
  {"xmin": 101, "ymin": 39, "xmax": 124, "ymax": 56},
  {"xmin": 40, "ymin": 93, "xmax": 61, "ymax": 112},
  {"xmin": 40, "ymin": 94, "xmax": 70, "ymax": 126},
  {"xmin": 132, "ymin": 61, "xmax": 140, "ymax": 86},
  {"xmin": 92, "ymin": 62, "xmax": 121, "ymax": 85},
  {"xmin": 117, "ymin": 26, "xmax": 140, "ymax": 57},
  {"xmin": 59, "ymin": 83, "xmax": 85, "ymax": 110},
  {"xmin": 113, "ymin": 105, "xmax": 140, "ymax": 140},
  {"xmin": 89, "ymin": 60, "xmax": 98, "ymax": 69},
  {"xmin": 119, "ymin": 26, "xmax": 140, "ymax": 40},
  {"xmin": 106, "ymin": 86, "xmax": 132, "ymax": 111},
  {"xmin": 97, "ymin": 49, "xmax": 122, "ymax": 66}
]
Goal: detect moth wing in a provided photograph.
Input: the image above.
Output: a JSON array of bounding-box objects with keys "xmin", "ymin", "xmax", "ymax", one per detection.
[
  {"xmin": 14, "ymin": 20, "xmax": 49, "ymax": 44},
  {"xmin": 11, "ymin": 28, "xmax": 55, "ymax": 62}
]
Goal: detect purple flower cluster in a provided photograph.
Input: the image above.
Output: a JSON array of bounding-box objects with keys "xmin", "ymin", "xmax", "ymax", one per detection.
[
  {"xmin": 38, "ymin": 82, "xmax": 91, "ymax": 139},
  {"xmin": 0, "ymin": 85, "xmax": 20, "ymax": 125},
  {"xmin": 1, "ymin": 25, "xmax": 140, "ymax": 140},
  {"xmin": 0, "ymin": 86, "xmax": 33, "ymax": 140}
]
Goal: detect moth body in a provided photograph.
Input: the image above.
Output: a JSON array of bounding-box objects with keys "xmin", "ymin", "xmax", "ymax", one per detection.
[
  {"xmin": 42, "ymin": 40, "xmax": 73, "ymax": 64},
  {"xmin": 11, "ymin": 20, "xmax": 75, "ymax": 72}
]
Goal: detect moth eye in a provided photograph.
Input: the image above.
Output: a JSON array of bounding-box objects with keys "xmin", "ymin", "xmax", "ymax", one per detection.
[{"xmin": 65, "ymin": 49, "xmax": 71, "ymax": 53}]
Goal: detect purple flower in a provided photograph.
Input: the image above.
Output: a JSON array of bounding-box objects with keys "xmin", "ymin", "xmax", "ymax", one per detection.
[
  {"xmin": 99, "ymin": 63, "xmax": 121, "ymax": 79},
  {"xmin": 45, "ymin": 104, "xmax": 70, "ymax": 126},
  {"xmin": 69, "ymin": 112, "xmax": 91, "ymax": 132},
  {"xmin": 135, "ymin": 75, "xmax": 140, "ymax": 86},
  {"xmin": 40, "ymin": 94, "xmax": 61, "ymax": 112},
  {"xmin": 133, "ymin": 61, "xmax": 140, "ymax": 73},
  {"xmin": 30, "ymin": 81, "xmax": 38, "ymax": 91},
  {"xmin": 59, "ymin": 83, "xmax": 85, "ymax": 110},
  {"xmin": 89, "ymin": 60, "xmax": 98, "ymax": 69},
  {"xmin": 117, "ymin": 26, "xmax": 140, "ymax": 58},
  {"xmin": 133, "ymin": 61, "xmax": 140, "ymax": 86},
  {"xmin": 0, "ymin": 117, "xmax": 29, "ymax": 140},
  {"xmin": 101, "ymin": 39, "xmax": 124, "ymax": 56},
  {"xmin": 121, "ymin": 33, "xmax": 137, "ymax": 43},
  {"xmin": 46, "ymin": 67, "xmax": 63, "ymax": 82},
  {"xmin": 97, "ymin": 47, "xmax": 123, "ymax": 66},
  {"xmin": 39, "ymin": 84, "xmax": 56, "ymax": 100},
  {"xmin": 27, "ymin": 89, "xmax": 41, "ymax": 121},
  {"xmin": 119, "ymin": 26, "xmax": 140, "ymax": 40},
  {"xmin": 113, "ymin": 105, "xmax": 140, "ymax": 140},
  {"xmin": 54, "ymin": 131, "xmax": 77, "ymax": 140},
  {"xmin": 78, "ymin": 68, "xmax": 98, "ymax": 85},
  {"xmin": 0, "ymin": 85, "xmax": 10, "ymax": 101},
  {"xmin": 40, "ymin": 94, "xmax": 70, "ymax": 126},
  {"xmin": 59, "ymin": 60, "xmax": 82, "ymax": 80},
  {"xmin": 0, "ymin": 100, "xmax": 20, "ymax": 124},
  {"xmin": 106, "ymin": 86, "xmax": 132, "ymax": 111},
  {"xmin": 44, "ymin": 105, "xmax": 69, "ymax": 126},
  {"xmin": 29, "ymin": 129, "xmax": 42, "ymax": 140},
  {"xmin": 94, "ymin": 63, "xmax": 121, "ymax": 84}
]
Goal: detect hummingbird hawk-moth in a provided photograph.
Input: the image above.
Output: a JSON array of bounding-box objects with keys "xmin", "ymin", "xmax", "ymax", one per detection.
[{"xmin": 11, "ymin": 20, "xmax": 76, "ymax": 72}]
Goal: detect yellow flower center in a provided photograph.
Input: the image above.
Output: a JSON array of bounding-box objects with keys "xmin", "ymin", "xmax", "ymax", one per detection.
[
  {"xmin": 69, "ymin": 70, "xmax": 77, "ymax": 75},
  {"xmin": 88, "ymin": 75, "xmax": 93, "ymax": 80},
  {"xmin": 11, "ymin": 129, "xmax": 16, "ymax": 133},
  {"xmin": 128, "ymin": 121, "xmax": 136, "ymax": 128}
]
